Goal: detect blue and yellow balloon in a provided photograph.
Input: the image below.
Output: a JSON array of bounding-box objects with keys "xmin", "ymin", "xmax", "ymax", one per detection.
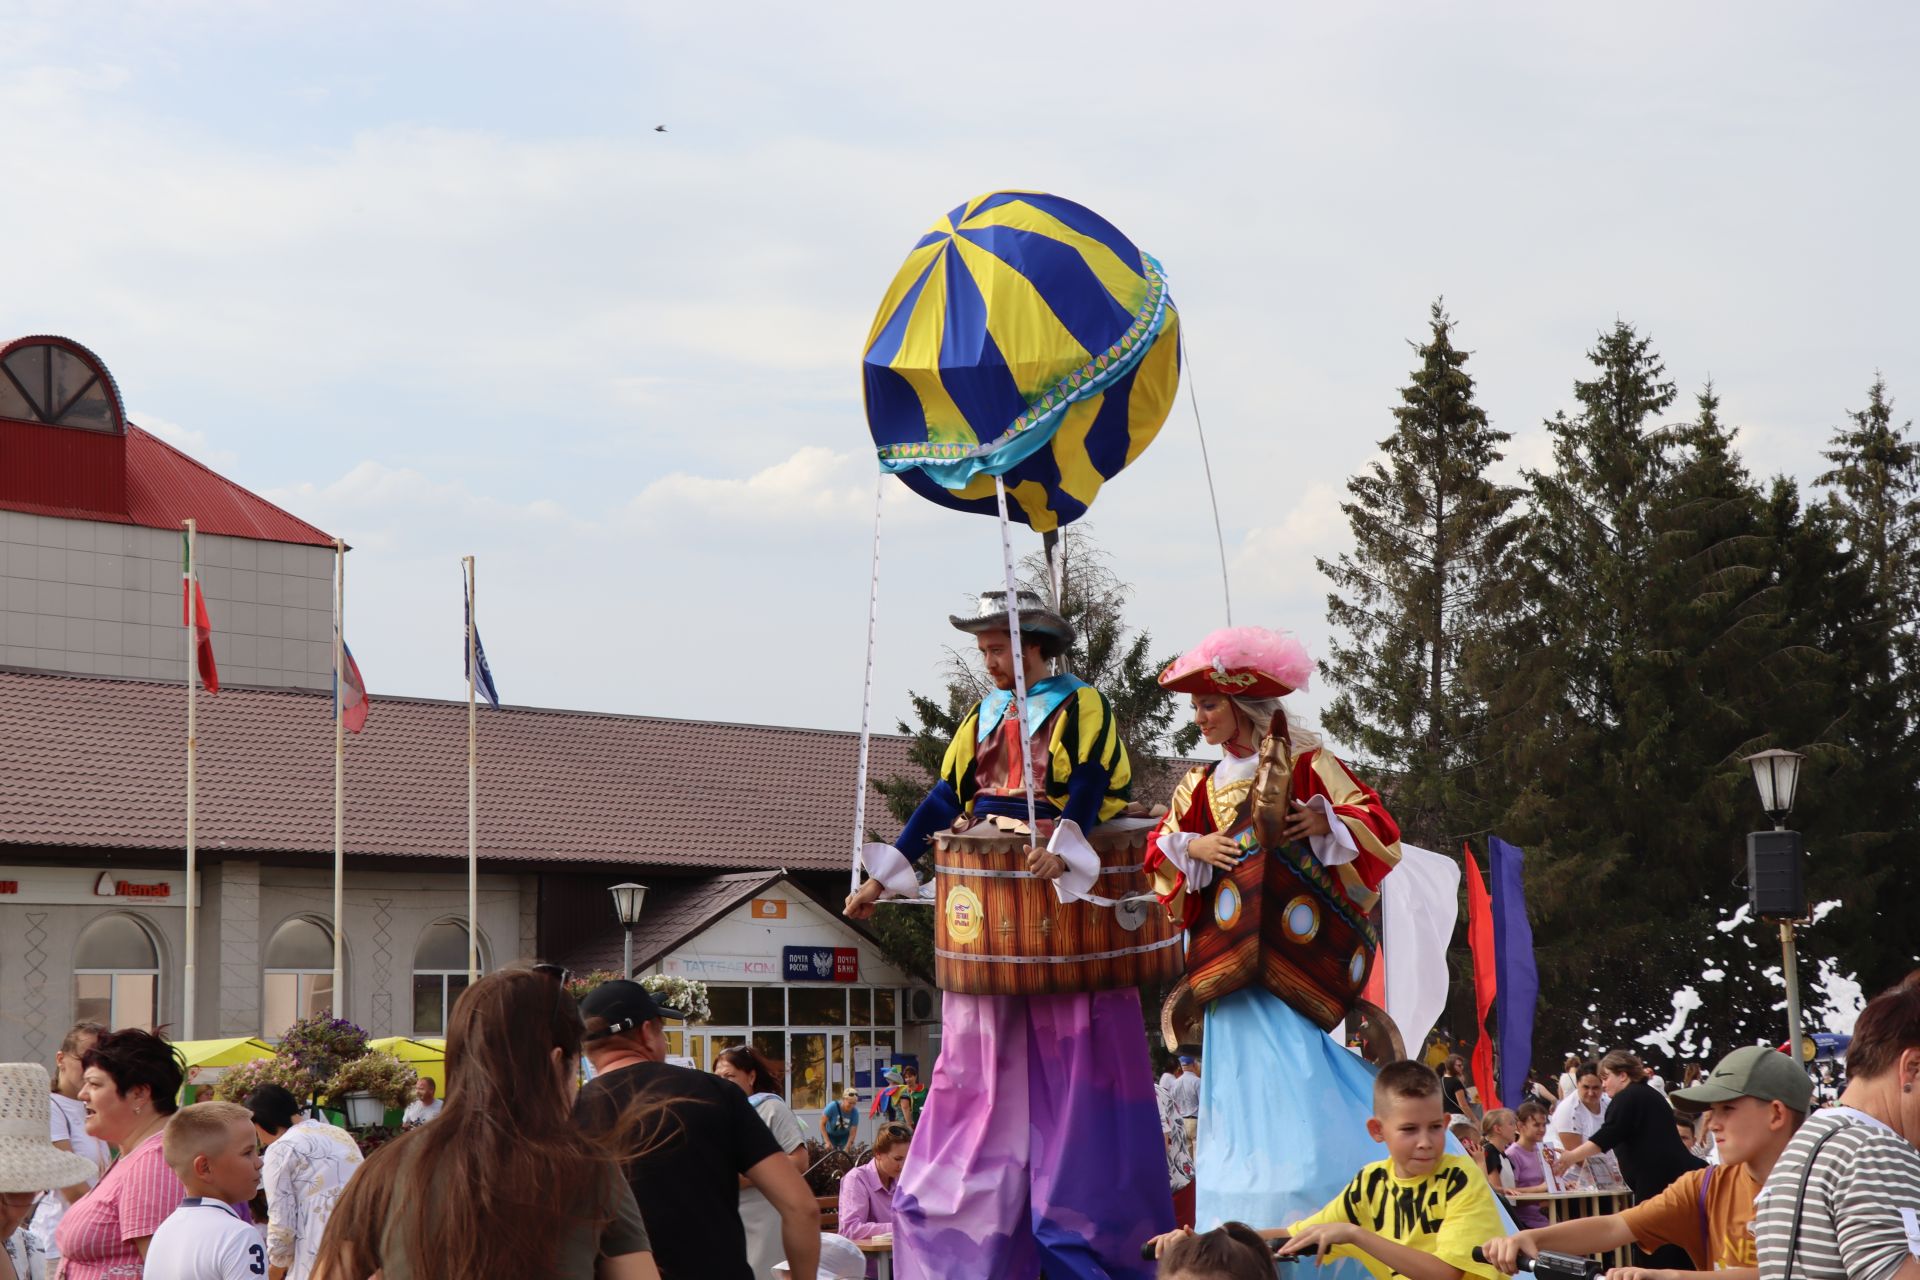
[{"xmin": 863, "ymin": 191, "xmax": 1180, "ymax": 531}]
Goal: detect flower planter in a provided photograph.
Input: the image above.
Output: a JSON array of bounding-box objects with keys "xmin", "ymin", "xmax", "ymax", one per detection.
[{"xmin": 341, "ymin": 1091, "xmax": 386, "ymax": 1127}]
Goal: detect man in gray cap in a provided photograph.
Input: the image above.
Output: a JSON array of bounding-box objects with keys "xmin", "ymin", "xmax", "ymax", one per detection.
[
  {"xmin": 1481, "ymin": 1045, "xmax": 1812, "ymax": 1279},
  {"xmin": 844, "ymin": 589, "xmax": 1171, "ymax": 1280}
]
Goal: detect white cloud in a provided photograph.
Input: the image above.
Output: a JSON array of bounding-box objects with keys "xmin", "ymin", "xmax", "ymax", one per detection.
[
  {"xmin": 130, "ymin": 410, "xmax": 237, "ymax": 471},
  {"xmin": 621, "ymin": 447, "xmax": 912, "ymax": 528}
]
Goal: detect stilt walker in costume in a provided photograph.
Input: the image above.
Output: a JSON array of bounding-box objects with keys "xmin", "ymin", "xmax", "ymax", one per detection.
[
  {"xmin": 1147, "ymin": 627, "xmax": 1404, "ymax": 1242},
  {"xmin": 846, "ymin": 589, "xmax": 1176, "ymax": 1280}
]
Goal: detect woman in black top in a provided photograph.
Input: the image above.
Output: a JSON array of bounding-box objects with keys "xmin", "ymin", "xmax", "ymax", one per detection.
[
  {"xmin": 1441, "ymin": 1055, "xmax": 1473, "ymax": 1118},
  {"xmin": 1549, "ymin": 1049, "xmax": 1704, "ymax": 1268}
]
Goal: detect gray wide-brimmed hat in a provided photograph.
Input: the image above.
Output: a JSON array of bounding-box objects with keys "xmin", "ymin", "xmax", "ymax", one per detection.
[
  {"xmin": 0, "ymin": 1063, "xmax": 101, "ymax": 1193},
  {"xmin": 949, "ymin": 589, "xmax": 1074, "ymax": 656}
]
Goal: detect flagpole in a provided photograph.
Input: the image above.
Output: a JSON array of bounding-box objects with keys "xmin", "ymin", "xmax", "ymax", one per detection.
[
  {"xmin": 333, "ymin": 539, "xmax": 346, "ymax": 1016},
  {"xmin": 464, "ymin": 556, "xmax": 478, "ymax": 986},
  {"xmin": 183, "ymin": 518, "xmax": 199, "ymax": 1041}
]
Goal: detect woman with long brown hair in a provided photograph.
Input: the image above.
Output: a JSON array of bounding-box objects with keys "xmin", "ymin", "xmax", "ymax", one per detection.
[
  {"xmin": 713, "ymin": 1045, "xmax": 809, "ymax": 1280},
  {"xmin": 311, "ymin": 968, "xmax": 658, "ymax": 1279}
]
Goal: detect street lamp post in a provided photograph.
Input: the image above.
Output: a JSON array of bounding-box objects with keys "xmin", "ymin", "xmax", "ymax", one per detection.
[
  {"xmin": 1743, "ymin": 749, "xmax": 1807, "ymax": 1059},
  {"xmin": 609, "ymin": 882, "xmax": 648, "ymax": 978}
]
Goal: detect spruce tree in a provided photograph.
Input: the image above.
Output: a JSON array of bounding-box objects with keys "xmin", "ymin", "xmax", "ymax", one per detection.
[
  {"xmin": 1807, "ymin": 376, "xmax": 1920, "ymax": 988},
  {"xmin": 1317, "ymin": 301, "xmax": 1521, "ymax": 847},
  {"xmin": 1469, "ymin": 321, "xmax": 1685, "ymax": 1054}
]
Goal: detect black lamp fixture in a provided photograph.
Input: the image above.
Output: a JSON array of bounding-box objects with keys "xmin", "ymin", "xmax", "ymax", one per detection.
[{"xmin": 1745, "ymin": 748, "xmax": 1804, "ymax": 829}]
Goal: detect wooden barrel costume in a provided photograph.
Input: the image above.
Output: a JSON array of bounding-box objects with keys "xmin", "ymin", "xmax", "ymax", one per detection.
[
  {"xmin": 1181, "ymin": 837, "xmax": 1378, "ymax": 1032},
  {"xmin": 933, "ymin": 817, "xmax": 1184, "ymax": 996}
]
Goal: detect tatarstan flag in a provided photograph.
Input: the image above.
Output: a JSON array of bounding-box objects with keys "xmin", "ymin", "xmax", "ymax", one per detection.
[
  {"xmin": 336, "ymin": 640, "xmax": 369, "ymax": 733},
  {"xmin": 181, "ymin": 534, "xmax": 219, "ymax": 693}
]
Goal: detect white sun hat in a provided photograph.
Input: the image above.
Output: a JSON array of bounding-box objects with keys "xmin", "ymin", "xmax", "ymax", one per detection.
[
  {"xmin": 774, "ymin": 1233, "xmax": 869, "ymax": 1279},
  {"xmin": 0, "ymin": 1063, "xmax": 101, "ymax": 1193}
]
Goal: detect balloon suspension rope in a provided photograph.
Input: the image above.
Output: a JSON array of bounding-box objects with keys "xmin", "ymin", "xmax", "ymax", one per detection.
[
  {"xmin": 849, "ymin": 470, "xmax": 885, "ymax": 895},
  {"xmin": 994, "ymin": 477, "xmax": 1043, "ymax": 842},
  {"xmin": 1182, "ymin": 333, "xmax": 1234, "ymax": 626}
]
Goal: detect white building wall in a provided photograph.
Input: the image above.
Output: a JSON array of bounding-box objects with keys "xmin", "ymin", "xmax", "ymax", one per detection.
[
  {"xmin": 0, "ymin": 511, "xmax": 334, "ymax": 689},
  {"xmin": 0, "ymin": 860, "xmax": 528, "ymax": 1064},
  {"xmin": 657, "ymin": 884, "xmax": 914, "ymax": 988}
]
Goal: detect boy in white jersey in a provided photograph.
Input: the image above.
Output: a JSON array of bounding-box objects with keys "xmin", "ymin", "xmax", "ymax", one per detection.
[{"xmin": 146, "ymin": 1101, "xmax": 266, "ymax": 1280}]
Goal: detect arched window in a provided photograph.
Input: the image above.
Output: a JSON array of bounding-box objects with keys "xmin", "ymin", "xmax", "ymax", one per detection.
[
  {"xmin": 74, "ymin": 915, "xmax": 159, "ymax": 1029},
  {"xmin": 263, "ymin": 918, "xmax": 336, "ymax": 1038},
  {"xmin": 412, "ymin": 921, "xmax": 485, "ymax": 1037},
  {"xmin": 0, "ymin": 337, "xmax": 124, "ymax": 433}
]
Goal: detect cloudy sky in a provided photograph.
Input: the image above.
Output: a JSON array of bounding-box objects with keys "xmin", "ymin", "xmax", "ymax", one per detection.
[{"xmin": 4, "ymin": 2, "xmax": 1915, "ymax": 749}]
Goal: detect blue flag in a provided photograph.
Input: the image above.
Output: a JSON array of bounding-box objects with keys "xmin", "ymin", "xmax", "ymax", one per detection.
[
  {"xmin": 1489, "ymin": 836, "xmax": 1538, "ymax": 1107},
  {"xmin": 463, "ymin": 574, "xmax": 500, "ymax": 710}
]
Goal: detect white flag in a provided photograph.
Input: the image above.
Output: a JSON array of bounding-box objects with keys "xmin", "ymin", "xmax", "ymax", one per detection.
[{"xmin": 1380, "ymin": 843, "xmax": 1461, "ymax": 1053}]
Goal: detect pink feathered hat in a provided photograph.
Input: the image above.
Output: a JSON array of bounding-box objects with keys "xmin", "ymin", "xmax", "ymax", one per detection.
[{"xmin": 1158, "ymin": 626, "xmax": 1312, "ymax": 698}]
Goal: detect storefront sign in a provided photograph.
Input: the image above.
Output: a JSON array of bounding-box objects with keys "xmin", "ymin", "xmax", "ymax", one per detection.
[
  {"xmin": 0, "ymin": 867, "xmax": 193, "ymax": 906},
  {"xmin": 750, "ymin": 899, "xmax": 787, "ymax": 919},
  {"xmin": 93, "ymin": 872, "xmax": 172, "ymax": 899},
  {"xmin": 782, "ymin": 946, "xmax": 859, "ymax": 983},
  {"xmin": 661, "ymin": 953, "xmax": 778, "ymax": 981}
]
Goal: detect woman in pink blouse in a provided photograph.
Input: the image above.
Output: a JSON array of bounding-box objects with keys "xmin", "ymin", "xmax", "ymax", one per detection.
[
  {"xmin": 55, "ymin": 1029, "xmax": 190, "ymax": 1279},
  {"xmin": 837, "ymin": 1122, "xmax": 909, "ymax": 1275}
]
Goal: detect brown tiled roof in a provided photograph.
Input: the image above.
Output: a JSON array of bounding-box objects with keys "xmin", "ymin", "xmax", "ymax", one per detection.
[
  {"xmin": 547, "ymin": 869, "xmax": 784, "ymax": 974},
  {"xmin": 0, "ymin": 668, "xmax": 919, "ymax": 869},
  {"xmin": 0, "ymin": 668, "xmax": 1206, "ymax": 870}
]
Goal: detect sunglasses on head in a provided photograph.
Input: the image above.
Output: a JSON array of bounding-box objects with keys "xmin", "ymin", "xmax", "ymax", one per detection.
[{"xmin": 532, "ymin": 963, "xmax": 571, "ymax": 984}]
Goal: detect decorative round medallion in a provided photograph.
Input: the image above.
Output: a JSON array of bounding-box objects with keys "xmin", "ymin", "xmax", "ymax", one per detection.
[
  {"xmin": 1348, "ymin": 948, "xmax": 1367, "ymax": 988},
  {"xmin": 1282, "ymin": 895, "xmax": 1320, "ymax": 944},
  {"xmin": 1115, "ymin": 899, "xmax": 1152, "ymax": 933},
  {"xmin": 1213, "ymin": 880, "xmax": 1242, "ymax": 928},
  {"xmin": 944, "ymin": 884, "xmax": 985, "ymax": 945}
]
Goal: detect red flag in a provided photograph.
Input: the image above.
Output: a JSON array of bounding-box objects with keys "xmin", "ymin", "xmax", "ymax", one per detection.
[
  {"xmin": 181, "ymin": 535, "xmax": 219, "ymax": 694},
  {"xmin": 1362, "ymin": 939, "xmax": 1387, "ymax": 1009},
  {"xmin": 1464, "ymin": 843, "xmax": 1500, "ymax": 1110}
]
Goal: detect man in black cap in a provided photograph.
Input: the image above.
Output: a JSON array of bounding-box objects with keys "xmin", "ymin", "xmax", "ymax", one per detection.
[{"xmin": 573, "ymin": 980, "xmax": 820, "ymax": 1280}]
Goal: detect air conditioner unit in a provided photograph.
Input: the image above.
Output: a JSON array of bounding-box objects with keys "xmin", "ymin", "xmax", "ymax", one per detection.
[{"xmin": 905, "ymin": 987, "xmax": 940, "ymax": 1024}]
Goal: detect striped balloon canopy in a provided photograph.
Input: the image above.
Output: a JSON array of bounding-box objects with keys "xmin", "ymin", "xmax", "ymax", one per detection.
[{"xmin": 862, "ymin": 191, "xmax": 1180, "ymax": 531}]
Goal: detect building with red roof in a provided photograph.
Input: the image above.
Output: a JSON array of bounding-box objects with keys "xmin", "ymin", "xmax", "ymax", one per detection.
[{"xmin": 0, "ymin": 335, "xmax": 937, "ymax": 1107}]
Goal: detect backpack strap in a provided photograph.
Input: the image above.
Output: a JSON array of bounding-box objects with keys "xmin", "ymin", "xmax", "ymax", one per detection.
[
  {"xmin": 1695, "ymin": 1164, "xmax": 1715, "ymax": 1263},
  {"xmin": 1783, "ymin": 1122, "xmax": 1847, "ymax": 1278}
]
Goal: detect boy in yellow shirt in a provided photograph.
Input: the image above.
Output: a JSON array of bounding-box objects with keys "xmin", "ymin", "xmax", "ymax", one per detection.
[
  {"xmin": 1150, "ymin": 1061, "xmax": 1505, "ymax": 1280},
  {"xmin": 1281, "ymin": 1061, "xmax": 1506, "ymax": 1280}
]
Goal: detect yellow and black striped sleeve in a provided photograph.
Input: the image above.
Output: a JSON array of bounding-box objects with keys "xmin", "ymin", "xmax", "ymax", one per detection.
[
  {"xmin": 1046, "ymin": 685, "xmax": 1132, "ymax": 825},
  {"xmin": 940, "ymin": 704, "xmax": 983, "ymax": 812}
]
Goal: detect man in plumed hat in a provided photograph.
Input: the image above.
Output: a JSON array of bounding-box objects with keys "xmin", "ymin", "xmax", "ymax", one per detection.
[{"xmin": 846, "ymin": 589, "xmax": 1171, "ymax": 1280}]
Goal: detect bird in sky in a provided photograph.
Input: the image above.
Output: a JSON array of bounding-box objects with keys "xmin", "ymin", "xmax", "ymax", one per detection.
[{"xmin": 654, "ymin": 125, "xmax": 667, "ymax": 132}]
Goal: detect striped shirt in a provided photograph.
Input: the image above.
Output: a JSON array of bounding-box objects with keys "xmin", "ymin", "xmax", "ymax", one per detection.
[
  {"xmin": 1754, "ymin": 1106, "xmax": 1920, "ymax": 1280},
  {"xmin": 55, "ymin": 1131, "xmax": 185, "ymax": 1280}
]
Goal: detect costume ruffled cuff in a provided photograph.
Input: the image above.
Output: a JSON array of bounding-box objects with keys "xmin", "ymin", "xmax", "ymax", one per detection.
[
  {"xmin": 1047, "ymin": 819, "xmax": 1101, "ymax": 904},
  {"xmin": 860, "ymin": 843, "xmax": 928, "ymax": 899},
  {"xmin": 1306, "ymin": 794, "xmax": 1358, "ymax": 867},
  {"xmin": 1153, "ymin": 830, "xmax": 1215, "ymax": 892}
]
